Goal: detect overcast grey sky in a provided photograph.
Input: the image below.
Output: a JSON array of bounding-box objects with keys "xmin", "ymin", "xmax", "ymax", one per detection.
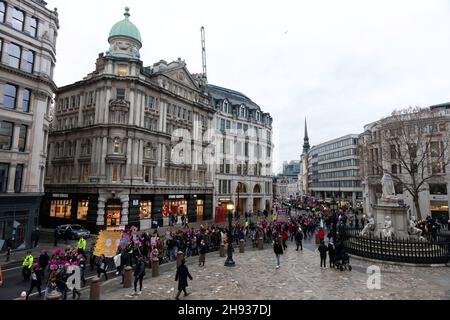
[{"xmin": 45, "ymin": 0, "xmax": 450, "ymax": 173}]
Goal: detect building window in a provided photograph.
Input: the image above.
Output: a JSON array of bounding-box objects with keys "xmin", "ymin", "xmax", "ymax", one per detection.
[
  {"xmin": 140, "ymin": 200, "xmax": 152, "ymax": 219},
  {"xmin": 0, "ymin": 121, "xmax": 13, "ymax": 150},
  {"xmin": 81, "ymin": 164, "xmax": 90, "ymax": 182},
  {"xmin": 77, "ymin": 200, "xmax": 89, "ymax": 220},
  {"xmin": 22, "ymin": 88, "xmax": 31, "ymax": 112},
  {"xmin": 0, "ymin": 1, "xmax": 6, "ymax": 23},
  {"xmin": 113, "ymin": 138, "xmax": 121, "ymax": 154},
  {"xmin": 12, "ymin": 8, "xmax": 25, "ymax": 31},
  {"xmin": 116, "ymin": 89, "xmax": 125, "ymax": 101},
  {"xmin": 18, "ymin": 125, "xmax": 27, "ymax": 152},
  {"xmin": 28, "ymin": 17, "xmax": 38, "ymax": 37},
  {"xmin": 25, "ymin": 50, "xmax": 35, "ymax": 73},
  {"xmin": 197, "ymin": 200, "xmax": 204, "ymax": 220},
  {"xmin": 8, "ymin": 43, "xmax": 21, "ymax": 69},
  {"xmin": 0, "ymin": 39, "xmax": 3, "ymax": 62},
  {"xmin": 112, "ymin": 164, "xmax": 120, "ymax": 182},
  {"xmin": 49, "ymin": 200, "xmax": 72, "ymax": 219},
  {"xmin": 14, "ymin": 164, "xmax": 23, "ymax": 193},
  {"xmin": 0, "ymin": 163, "xmax": 8, "ymax": 193},
  {"xmin": 4, "ymin": 83, "xmax": 18, "ymax": 109},
  {"xmin": 429, "ymin": 184, "xmax": 447, "ymax": 195},
  {"xmin": 118, "ymin": 65, "xmax": 127, "ymax": 77}
]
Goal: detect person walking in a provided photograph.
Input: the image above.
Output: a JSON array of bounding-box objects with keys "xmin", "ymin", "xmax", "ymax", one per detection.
[
  {"xmin": 175, "ymin": 259, "xmax": 193, "ymax": 300},
  {"xmin": 31, "ymin": 228, "xmax": 40, "ymax": 248},
  {"xmin": 328, "ymin": 241, "xmax": 336, "ymax": 268},
  {"xmin": 281, "ymin": 229, "xmax": 288, "ymax": 250},
  {"xmin": 77, "ymin": 236, "xmax": 87, "ymax": 260},
  {"xmin": 89, "ymin": 245, "xmax": 96, "ymax": 271},
  {"xmin": 318, "ymin": 240, "xmax": 328, "ymax": 268},
  {"xmin": 198, "ymin": 240, "xmax": 206, "ymax": 267},
  {"xmin": 273, "ymin": 237, "xmax": 284, "ymax": 269},
  {"xmin": 96, "ymin": 254, "xmax": 108, "ymax": 280},
  {"xmin": 77, "ymin": 255, "xmax": 87, "ymax": 287},
  {"xmin": 26, "ymin": 264, "xmax": 42, "ymax": 299},
  {"xmin": 295, "ymin": 228, "xmax": 303, "ymax": 251},
  {"xmin": 64, "ymin": 227, "xmax": 70, "ymax": 245},
  {"xmin": 38, "ymin": 249, "xmax": 50, "ymax": 279},
  {"xmin": 22, "ymin": 251, "xmax": 34, "ymax": 281},
  {"xmin": 53, "ymin": 228, "xmax": 59, "ymax": 247},
  {"xmin": 133, "ymin": 256, "xmax": 146, "ymax": 295},
  {"xmin": 5, "ymin": 243, "xmax": 11, "ymax": 262}
]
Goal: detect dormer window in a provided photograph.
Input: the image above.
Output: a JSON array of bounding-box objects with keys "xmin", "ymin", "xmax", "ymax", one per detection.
[
  {"xmin": 256, "ymin": 111, "xmax": 261, "ymax": 121},
  {"xmin": 223, "ymin": 100, "xmax": 230, "ymax": 114},
  {"xmin": 240, "ymin": 105, "xmax": 246, "ymax": 117}
]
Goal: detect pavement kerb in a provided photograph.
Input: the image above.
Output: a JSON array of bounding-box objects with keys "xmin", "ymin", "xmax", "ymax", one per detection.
[{"xmin": 348, "ymin": 253, "xmax": 450, "ymax": 268}]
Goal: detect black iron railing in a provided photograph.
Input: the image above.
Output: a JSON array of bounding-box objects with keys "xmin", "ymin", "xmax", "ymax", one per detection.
[{"xmin": 341, "ymin": 227, "xmax": 450, "ymax": 264}]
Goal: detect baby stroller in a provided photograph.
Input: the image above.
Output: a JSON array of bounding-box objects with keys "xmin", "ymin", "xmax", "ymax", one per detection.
[{"xmin": 334, "ymin": 252, "xmax": 352, "ymax": 271}]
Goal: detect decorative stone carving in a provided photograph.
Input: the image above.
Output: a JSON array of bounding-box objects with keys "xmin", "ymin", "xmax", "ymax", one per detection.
[
  {"xmin": 408, "ymin": 216, "xmax": 423, "ymax": 239},
  {"xmin": 120, "ymin": 195, "xmax": 129, "ymax": 225},
  {"xmin": 360, "ymin": 216, "xmax": 375, "ymax": 236},
  {"xmin": 97, "ymin": 196, "xmax": 106, "ymax": 226},
  {"xmin": 381, "ymin": 216, "xmax": 394, "ymax": 240}
]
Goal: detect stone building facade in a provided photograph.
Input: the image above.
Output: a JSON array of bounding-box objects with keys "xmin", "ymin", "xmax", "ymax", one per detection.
[
  {"xmin": 41, "ymin": 8, "xmax": 215, "ymax": 231},
  {"xmin": 0, "ymin": 0, "xmax": 58, "ymax": 249},
  {"xmin": 207, "ymin": 85, "xmax": 273, "ymax": 220},
  {"xmin": 359, "ymin": 104, "xmax": 450, "ymax": 221}
]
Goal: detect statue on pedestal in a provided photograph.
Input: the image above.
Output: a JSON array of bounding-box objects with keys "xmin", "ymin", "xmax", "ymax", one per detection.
[
  {"xmin": 360, "ymin": 216, "xmax": 375, "ymax": 237},
  {"xmin": 408, "ymin": 216, "xmax": 423, "ymax": 240},
  {"xmin": 381, "ymin": 172, "xmax": 396, "ymax": 199},
  {"xmin": 381, "ymin": 216, "xmax": 394, "ymax": 240}
]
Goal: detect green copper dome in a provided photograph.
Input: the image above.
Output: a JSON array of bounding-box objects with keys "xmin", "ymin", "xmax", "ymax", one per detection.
[{"xmin": 108, "ymin": 7, "xmax": 142, "ymax": 45}]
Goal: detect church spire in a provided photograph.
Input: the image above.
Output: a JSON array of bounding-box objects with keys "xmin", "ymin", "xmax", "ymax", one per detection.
[{"xmin": 302, "ymin": 117, "xmax": 310, "ymax": 154}]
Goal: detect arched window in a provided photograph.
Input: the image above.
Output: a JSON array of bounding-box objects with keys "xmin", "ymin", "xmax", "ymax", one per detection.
[
  {"xmin": 236, "ymin": 182, "xmax": 247, "ymax": 193},
  {"xmin": 253, "ymin": 184, "xmax": 261, "ymax": 193},
  {"xmin": 240, "ymin": 105, "xmax": 246, "ymax": 117},
  {"xmin": 113, "ymin": 138, "xmax": 121, "ymax": 154}
]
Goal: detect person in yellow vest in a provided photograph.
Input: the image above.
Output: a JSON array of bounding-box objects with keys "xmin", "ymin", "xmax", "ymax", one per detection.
[
  {"xmin": 22, "ymin": 251, "xmax": 33, "ymax": 281},
  {"xmin": 77, "ymin": 237, "xmax": 87, "ymax": 260}
]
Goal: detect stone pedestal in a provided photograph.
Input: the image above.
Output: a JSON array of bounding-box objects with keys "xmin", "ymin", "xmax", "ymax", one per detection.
[
  {"xmin": 220, "ymin": 245, "xmax": 226, "ymax": 257},
  {"xmin": 123, "ymin": 266, "xmax": 132, "ymax": 288},
  {"xmin": 372, "ymin": 197, "xmax": 409, "ymax": 239},
  {"xmin": 151, "ymin": 259, "xmax": 159, "ymax": 277},
  {"xmin": 239, "ymin": 240, "xmax": 245, "ymax": 253}
]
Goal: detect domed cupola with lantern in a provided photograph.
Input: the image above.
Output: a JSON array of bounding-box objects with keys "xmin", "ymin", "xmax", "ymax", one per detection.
[{"xmin": 106, "ymin": 7, "xmax": 142, "ymax": 60}]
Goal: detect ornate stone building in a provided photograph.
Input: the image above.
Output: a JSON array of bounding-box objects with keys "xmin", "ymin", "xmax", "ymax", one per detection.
[
  {"xmin": 207, "ymin": 84, "xmax": 273, "ymax": 219},
  {"xmin": 0, "ymin": 0, "xmax": 58, "ymax": 249},
  {"xmin": 42, "ymin": 8, "xmax": 215, "ymax": 231}
]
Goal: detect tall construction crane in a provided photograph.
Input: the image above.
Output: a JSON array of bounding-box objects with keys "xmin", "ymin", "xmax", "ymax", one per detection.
[{"xmin": 201, "ymin": 26, "xmax": 207, "ymax": 80}]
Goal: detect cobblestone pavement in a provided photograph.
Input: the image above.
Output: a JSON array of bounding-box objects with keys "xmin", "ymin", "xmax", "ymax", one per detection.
[{"xmin": 95, "ymin": 239, "xmax": 450, "ymax": 300}]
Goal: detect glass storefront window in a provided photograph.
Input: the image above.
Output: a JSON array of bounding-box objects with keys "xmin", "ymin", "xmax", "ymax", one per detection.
[
  {"xmin": 197, "ymin": 200, "xmax": 204, "ymax": 220},
  {"xmin": 77, "ymin": 200, "xmax": 89, "ymax": 220},
  {"xmin": 163, "ymin": 200, "xmax": 187, "ymax": 217},
  {"xmin": 140, "ymin": 200, "xmax": 152, "ymax": 219},
  {"xmin": 50, "ymin": 200, "xmax": 72, "ymax": 219}
]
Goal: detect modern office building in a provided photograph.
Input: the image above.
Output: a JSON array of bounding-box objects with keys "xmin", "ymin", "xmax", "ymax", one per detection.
[
  {"xmin": 307, "ymin": 134, "xmax": 363, "ymax": 208},
  {"xmin": 0, "ymin": 0, "xmax": 59, "ymax": 250},
  {"xmin": 41, "ymin": 8, "xmax": 215, "ymax": 231},
  {"xmin": 207, "ymin": 84, "xmax": 273, "ymax": 220}
]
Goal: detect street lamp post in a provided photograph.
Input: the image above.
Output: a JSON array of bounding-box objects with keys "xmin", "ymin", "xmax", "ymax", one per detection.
[{"xmin": 224, "ymin": 203, "xmax": 235, "ymax": 267}]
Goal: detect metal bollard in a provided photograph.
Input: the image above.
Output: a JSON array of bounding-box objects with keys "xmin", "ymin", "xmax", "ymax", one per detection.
[
  {"xmin": 151, "ymin": 259, "xmax": 160, "ymax": 277},
  {"xmin": 46, "ymin": 290, "xmax": 62, "ymax": 300},
  {"xmin": 89, "ymin": 276, "xmax": 101, "ymax": 300},
  {"xmin": 176, "ymin": 251, "xmax": 184, "ymax": 267},
  {"xmin": 123, "ymin": 266, "xmax": 132, "ymax": 288},
  {"xmin": 258, "ymin": 238, "xmax": 264, "ymax": 250},
  {"xmin": 220, "ymin": 245, "xmax": 226, "ymax": 257},
  {"xmin": 239, "ymin": 240, "xmax": 245, "ymax": 253}
]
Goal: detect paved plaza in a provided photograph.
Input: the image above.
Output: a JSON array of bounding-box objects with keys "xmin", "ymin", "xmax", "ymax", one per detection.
[{"xmin": 92, "ymin": 239, "xmax": 450, "ymax": 300}]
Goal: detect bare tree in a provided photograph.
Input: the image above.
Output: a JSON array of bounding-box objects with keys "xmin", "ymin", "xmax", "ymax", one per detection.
[{"xmin": 374, "ymin": 107, "xmax": 450, "ymax": 219}]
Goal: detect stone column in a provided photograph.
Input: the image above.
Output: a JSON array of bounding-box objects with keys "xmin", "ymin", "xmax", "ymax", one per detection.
[
  {"xmin": 128, "ymin": 89, "xmax": 135, "ymax": 126},
  {"xmin": 97, "ymin": 195, "xmax": 106, "ymax": 226},
  {"xmin": 100, "ymin": 137, "xmax": 107, "ymax": 179},
  {"xmin": 125, "ymin": 138, "xmax": 133, "ymax": 181},
  {"xmin": 78, "ymin": 93, "xmax": 84, "ymax": 126},
  {"xmin": 140, "ymin": 92, "xmax": 145, "ymax": 127},
  {"xmin": 120, "ymin": 194, "xmax": 130, "ymax": 226},
  {"xmin": 7, "ymin": 164, "xmax": 17, "ymax": 193},
  {"xmin": 11, "ymin": 124, "xmax": 21, "ymax": 152}
]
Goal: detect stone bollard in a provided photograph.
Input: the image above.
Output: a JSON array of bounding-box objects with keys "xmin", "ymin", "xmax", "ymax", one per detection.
[
  {"xmin": 151, "ymin": 258, "xmax": 160, "ymax": 277},
  {"xmin": 220, "ymin": 245, "xmax": 226, "ymax": 257},
  {"xmin": 258, "ymin": 238, "xmax": 264, "ymax": 250},
  {"xmin": 239, "ymin": 240, "xmax": 245, "ymax": 253},
  {"xmin": 123, "ymin": 266, "xmax": 132, "ymax": 288},
  {"xmin": 46, "ymin": 290, "xmax": 62, "ymax": 300},
  {"xmin": 176, "ymin": 251, "xmax": 184, "ymax": 267},
  {"xmin": 90, "ymin": 277, "xmax": 101, "ymax": 300}
]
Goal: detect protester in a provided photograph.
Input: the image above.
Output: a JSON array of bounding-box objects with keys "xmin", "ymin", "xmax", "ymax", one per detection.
[
  {"xmin": 318, "ymin": 240, "xmax": 328, "ymax": 268},
  {"xmin": 175, "ymin": 259, "xmax": 193, "ymax": 300},
  {"xmin": 133, "ymin": 256, "xmax": 146, "ymax": 295},
  {"xmin": 96, "ymin": 254, "xmax": 108, "ymax": 280},
  {"xmin": 273, "ymin": 237, "xmax": 284, "ymax": 269}
]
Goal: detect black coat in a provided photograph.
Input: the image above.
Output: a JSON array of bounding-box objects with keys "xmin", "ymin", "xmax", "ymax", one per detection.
[
  {"xmin": 38, "ymin": 253, "xmax": 50, "ymax": 269},
  {"xmin": 318, "ymin": 244, "xmax": 328, "ymax": 256},
  {"xmin": 134, "ymin": 260, "xmax": 146, "ymax": 277},
  {"xmin": 175, "ymin": 264, "xmax": 192, "ymax": 291},
  {"xmin": 273, "ymin": 242, "xmax": 283, "ymax": 255},
  {"xmin": 295, "ymin": 232, "xmax": 303, "ymax": 242}
]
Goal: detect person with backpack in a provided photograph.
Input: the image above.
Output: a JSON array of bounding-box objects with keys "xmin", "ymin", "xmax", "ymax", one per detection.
[{"xmin": 295, "ymin": 228, "xmax": 303, "ymax": 251}]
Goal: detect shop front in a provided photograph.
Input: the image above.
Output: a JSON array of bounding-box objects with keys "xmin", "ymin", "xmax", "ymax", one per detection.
[
  {"xmin": 216, "ymin": 198, "xmax": 233, "ymax": 223},
  {"xmin": 41, "ymin": 193, "xmax": 99, "ymax": 232}
]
